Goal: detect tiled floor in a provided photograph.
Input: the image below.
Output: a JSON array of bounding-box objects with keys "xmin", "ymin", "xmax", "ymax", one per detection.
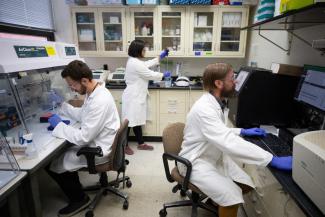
[{"xmin": 40, "ymin": 142, "xmax": 248, "ymax": 217}]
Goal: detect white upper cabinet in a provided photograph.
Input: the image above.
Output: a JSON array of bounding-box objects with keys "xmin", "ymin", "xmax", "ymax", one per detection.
[
  {"xmin": 72, "ymin": 7, "xmax": 101, "ymax": 55},
  {"xmin": 129, "ymin": 7, "xmax": 158, "ymax": 56},
  {"xmin": 188, "ymin": 7, "xmax": 218, "ymax": 57},
  {"xmin": 98, "ymin": 8, "xmax": 127, "ymax": 56},
  {"xmin": 71, "ymin": 6, "xmax": 249, "ymax": 58},
  {"xmin": 216, "ymin": 7, "xmax": 248, "ymax": 57},
  {"xmin": 157, "ymin": 6, "xmax": 186, "ymax": 56}
]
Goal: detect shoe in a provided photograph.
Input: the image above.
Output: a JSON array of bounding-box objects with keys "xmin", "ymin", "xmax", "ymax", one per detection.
[
  {"xmin": 125, "ymin": 145, "xmax": 134, "ymax": 155},
  {"xmin": 137, "ymin": 143, "xmax": 154, "ymax": 151},
  {"xmin": 58, "ymin": 195, "xmax": 91, "ymax": 217}
]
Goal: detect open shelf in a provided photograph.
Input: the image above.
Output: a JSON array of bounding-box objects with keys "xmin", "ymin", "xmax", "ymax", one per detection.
[{"xmin": 242, "ymin": 3, "xmax": 325, "ymax": 31}]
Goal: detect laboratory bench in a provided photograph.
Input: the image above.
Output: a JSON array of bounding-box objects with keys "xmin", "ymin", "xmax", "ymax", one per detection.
[
  {"xmin": 106, "ymin": 84, "xmax": 203, "ymax": 90},
  {"xmin": 106, "ymin": 85, "xmax": 204, "ymax": 138},
  {"xmin": 5, "ymin": 117, "xmax": 79, "ymax": 217},
  {"xmin": 0, "ymin": 171, "xmax": 27, "ymax": 217},
  {"xmin": 243, "ymin": 137, "xmax": 323, "ymax": 217}
]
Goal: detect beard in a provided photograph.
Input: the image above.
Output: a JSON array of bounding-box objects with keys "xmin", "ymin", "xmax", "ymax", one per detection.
[
  {"xmin": 221, "ymin": 87, "xmax": 235, "ymax": 98},
  {"xmin": 78, "ymin": 84, "xmax": 87, "ymax": 95}
]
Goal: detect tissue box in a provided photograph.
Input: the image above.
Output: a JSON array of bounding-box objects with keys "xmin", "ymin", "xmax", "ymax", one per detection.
[
  {"xmin": 280, "ymin": 0, "xmax": 313, "ymax": 14},
  {"xmin": 190, "ymin": 0, "xmax": 211, "ymax": 4},
  {"xmin": 169, "ymin": 0, "xmax": 190, "ymax": 5}
]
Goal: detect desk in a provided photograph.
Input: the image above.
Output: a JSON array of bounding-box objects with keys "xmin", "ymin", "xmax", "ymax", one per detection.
[
  {"xmin": 0, "ymin": 171, "xmax": 27, "ymax": 217},
  {"xmin": 7, "ymin": 118, "xmax": 78, "ymax": 217}
]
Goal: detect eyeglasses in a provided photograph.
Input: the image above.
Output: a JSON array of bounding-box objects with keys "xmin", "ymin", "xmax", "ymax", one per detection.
[{"xmin": 222, "ymin": 74, "xmax": 236, "ymax": 82}]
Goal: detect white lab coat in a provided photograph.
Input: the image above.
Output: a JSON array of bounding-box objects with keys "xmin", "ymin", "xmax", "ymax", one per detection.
[
  {"xmin": 122, "ymin": 57, "xmax": 163, "ymax": 127},
  {"xmin": 50, "ymin": 84, "xmax": 120, "ymax": 173},
  {"xmin": 178, "ymin": 93, "xmax": 273, "ymax": 206}
]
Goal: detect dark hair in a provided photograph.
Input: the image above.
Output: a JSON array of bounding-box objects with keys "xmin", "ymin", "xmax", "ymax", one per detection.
[
  {"xmin": 128, "ymin": 39, "xmax": 145, "ymax": 58},
  {"xmin": 61, "ymin": 60, "xmax": 93, "ymax": 81},
  {"xmin": 203, "ymin": 63, "xmax": 232, "ymax": 92}
]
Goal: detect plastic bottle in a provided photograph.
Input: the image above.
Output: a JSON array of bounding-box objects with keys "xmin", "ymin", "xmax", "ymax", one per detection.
[
  {"xmin": 24, "ymin": 133, "xmax": 38, "ymax": 159},
  {"xmin": 164, "ymin": 71, "xmax": 172, "ymax": 88},
  {"xmin": 141, "ymin": 24, "xmax": 148, "ymax": 36}
]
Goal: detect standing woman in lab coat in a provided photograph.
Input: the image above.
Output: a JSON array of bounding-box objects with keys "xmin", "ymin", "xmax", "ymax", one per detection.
[
  {"xmin": 178, "ymin": 63, "xmax": 293, "ymax": 217},
  {"xmin": 122, "ymin": 39, "xmax": 169, "ymax": 155}
]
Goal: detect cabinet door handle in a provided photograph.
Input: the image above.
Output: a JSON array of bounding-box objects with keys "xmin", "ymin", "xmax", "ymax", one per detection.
[
  {"xmin": 254, "ymin": 207, "xmax": 262, "ymax": 215},
  {"xmin": 256, "ymin": 188, "xmax": 264, "ymax": 197}
]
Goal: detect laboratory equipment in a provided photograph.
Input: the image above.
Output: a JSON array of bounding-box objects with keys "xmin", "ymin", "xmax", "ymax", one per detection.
[
  {"xmin": 0, "ymin": 132, "xmax": 21, "ymax": 189},
  {"xmin": 175, "ymin": 76, "xmax": 189, "ymax": 87},
  {"xmin": 228, "ymin": 66, "xmax": 303, "ymax": 128},
  {"xmin": 92, "ymin": 69, "xmax": 109, "ymax": 84},
  {"xmin": 292, "ymin": 130, "xmax": 325, "ymax": 214},
  {"xmin": 294, "ymin": 65, "xmax": 325, "ymax": 113},
  {"xmin": 107, "ymin": 67, "xmax": 126, "ymax": 86},
  {"xmin": 0, "ymin": 38, "xmax": 81, "ymax": 150}
]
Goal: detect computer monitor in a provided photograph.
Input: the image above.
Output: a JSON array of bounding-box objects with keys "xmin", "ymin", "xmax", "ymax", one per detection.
[
  {"xmin": 295, "ymin": 65, "xmax": 325, "ymax": 113},
  {"xmin": 228, "ymin": 66, "xmax": 303, "ymax": 128}
]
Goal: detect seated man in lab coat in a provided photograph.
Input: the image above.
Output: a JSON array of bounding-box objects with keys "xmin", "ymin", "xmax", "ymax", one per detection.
[
  {"xmin": 46, "ymin": 60, "xmax": 120, "ymax": 217},
  {"xmin": 178, "ymin": 63, "xmax": 292, "ymax": 217}
]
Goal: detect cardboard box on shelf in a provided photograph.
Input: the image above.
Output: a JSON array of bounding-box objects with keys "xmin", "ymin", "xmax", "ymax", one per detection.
[{"xmin": 271, "ymin": 63, "xmax": 304, "ymax": 77}]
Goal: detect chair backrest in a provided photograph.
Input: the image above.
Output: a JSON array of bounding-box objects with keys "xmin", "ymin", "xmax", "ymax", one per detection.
[
  {"xmin": 96, "ymin": 119, "xmax": 129, "ymax": 172},
  {"xmin": 109, "ymin": 119, "xmax": 129, "ymax": 171},
  {"xmin": 162, "ymin": 122, "xmax": 185, "ymax": 155}
]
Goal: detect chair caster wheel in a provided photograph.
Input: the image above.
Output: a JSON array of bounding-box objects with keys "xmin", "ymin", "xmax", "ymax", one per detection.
[
  {"xmin": 114, "ymin": 182, "xmax": 120, "ymax": 188},
  {"xmin": 85, "ymin": 210, "xmax": 94, "ymax": 217},
  {"xmin": 172, "ymin": 185, "xmax": 179, "ymax": 193},
  {"xmin": 180, "ymin": 189, "xmax": 186, "ymax": 197},
  {"xmin": 159, "ymin": 209, "xmax": 167, "ymax": 217},
  {"xmin": 126, "ymin": 180, "xmax": 132, "ymax": 188},
  {"xmin": 125, "ymin": 159, "xmax": 129, "ymax": 165},
  {"xmin": 123, "ymin": 200, "xmax": 129, "ymax": 209}
]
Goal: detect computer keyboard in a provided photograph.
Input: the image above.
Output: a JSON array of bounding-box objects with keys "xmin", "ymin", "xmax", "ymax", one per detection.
[{"xmin": 244, "ymin": 133, "xmax": 292, "ymax": 157}]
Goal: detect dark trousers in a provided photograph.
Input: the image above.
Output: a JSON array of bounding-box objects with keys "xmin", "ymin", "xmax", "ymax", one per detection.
[
  {"xmin": 127, "ymin": 125, "xmax": 144, "ymax": 145},
  {"xmin": 46, "ymin": 166, "xmax": 86, "ymax": 203}
]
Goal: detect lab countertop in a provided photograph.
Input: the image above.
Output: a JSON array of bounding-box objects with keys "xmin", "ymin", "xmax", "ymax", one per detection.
[{"xmin": 106, "ymin": 84, "xmax": 203, "ymax": 90}]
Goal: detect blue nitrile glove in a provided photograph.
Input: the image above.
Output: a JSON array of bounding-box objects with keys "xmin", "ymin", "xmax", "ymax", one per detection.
[
  {"xmin": 269, "ymin": 156, "xmax": 293, "ymax": 171},
  {"xmin": 159, "ymin": 49, "xmax": 169, "ymax": 60},
  {"xmin": 240, "ymin": 128, "xmax": 266, "ymax": 137},
  {"xmin": 47, "ymin": 120, "xmax": 70, "ymax": 131},
  {"xmin": 163, "ymin": 71, "xmax": 171, "ymax": 78},
  {"xmin": 48, "ymin": 114, "xmax": 62, "ymax": 129}
]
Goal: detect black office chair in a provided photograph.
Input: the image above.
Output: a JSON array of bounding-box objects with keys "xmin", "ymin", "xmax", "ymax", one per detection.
[
  {"xmin": 77, "ymin": 119, "xmax": 132, "ymax": 217},
  {"xmin": 160, "ymin": 122, "xmax": 218, "ymax": 217}
]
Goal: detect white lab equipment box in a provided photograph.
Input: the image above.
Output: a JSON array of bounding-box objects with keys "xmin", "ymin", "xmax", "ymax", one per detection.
[{"xmin": 293, "ymin": 130, "xmax": 325, "ymax": 215}]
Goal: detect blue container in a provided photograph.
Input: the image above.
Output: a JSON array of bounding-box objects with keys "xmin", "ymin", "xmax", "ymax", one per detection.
[
  {"xmin": 169, "ymin": 0, "xmax": 190, "ymax": 5},
  {"xmin": 126, "ymin": 0, "xmax": 141, "ymax": 4},
  {"xmin": 190, "ymin": 0, "xmax": 211, "ymax": 4}
]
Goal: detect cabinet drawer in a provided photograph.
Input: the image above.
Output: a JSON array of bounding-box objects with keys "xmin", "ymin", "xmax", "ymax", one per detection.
[
  {"xmin": 159, "ymin": 114, "xmax": 186, "ymax": 135},
  {"xmin": 159, "ymin": 101, "xmax": 186, "ymax": 114},
  {"xmin": 143, "ymin": 120, "xmax": 157, "ymax": 136},
  {"xmin": 159, "ymin": 90, "xmax": 187, "ymax": 103}
]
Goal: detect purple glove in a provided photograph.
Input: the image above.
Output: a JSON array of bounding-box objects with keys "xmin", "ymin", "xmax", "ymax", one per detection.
[
  {"xmin": 241, "ymin": 128, "xmax": 266, "ymax": 137},
  {"xmin": 269, "ymin": 156, "xmax": 293, "ymax": 171},
  {"xmin": 47, "ymin": 120, "xmax": 70, "ymax": 131},
  {"xmin": 48, "ymin": 114, "xmax": 62, "ymax": 129},
  {"xmin": 163, "ymin": 71, "xmax": 171, "ymax": 78},
  {"xmin": 160, "ymin": 49, "xmax": 169, "ymax": 59}
]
